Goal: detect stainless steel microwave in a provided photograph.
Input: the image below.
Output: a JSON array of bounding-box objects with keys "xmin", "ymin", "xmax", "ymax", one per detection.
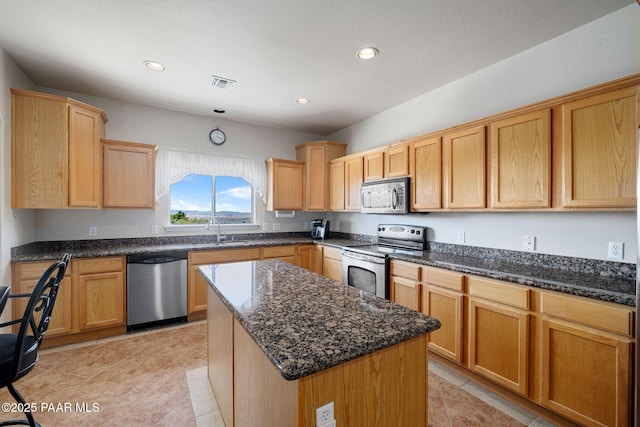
[{"xmin": 360, "ymin": 177, "xmax": 410, "ymax": 214}]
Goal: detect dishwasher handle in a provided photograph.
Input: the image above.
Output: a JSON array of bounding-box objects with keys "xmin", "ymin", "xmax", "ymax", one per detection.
[{"xmin": 127, "ymin": 252, "xmax": 188, "ymax": 264}]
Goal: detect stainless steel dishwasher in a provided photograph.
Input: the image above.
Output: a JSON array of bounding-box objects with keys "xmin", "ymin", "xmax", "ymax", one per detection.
[{"xmin": 126, "ymin": 251, "xmax": 188, "ymax": 330}]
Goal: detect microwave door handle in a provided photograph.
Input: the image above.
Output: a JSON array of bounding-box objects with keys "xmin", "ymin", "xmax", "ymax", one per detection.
[{"xmin": 392, "ymin": 188, "xmax": 398, "ymax": 209}]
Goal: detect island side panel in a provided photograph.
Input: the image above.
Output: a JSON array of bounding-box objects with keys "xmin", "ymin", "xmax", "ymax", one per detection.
[
  {"xmin": 234, "ymin": 318, "xmax": 299, "ymax": 426},
  {"xmin": 207, "ymin": 285, "xmax": 234, "ymax": 427},
  {"xmin": 298, "ymin": 334, "xmax": 428, "ymax": 427}
]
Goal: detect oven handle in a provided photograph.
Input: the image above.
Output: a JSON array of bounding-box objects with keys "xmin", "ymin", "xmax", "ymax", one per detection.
[{"xmin": 341, "ymin": 250, "xmax": 386, "ymax": 264}]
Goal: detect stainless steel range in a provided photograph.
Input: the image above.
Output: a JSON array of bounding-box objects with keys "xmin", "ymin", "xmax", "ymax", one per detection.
[{"xmin": 341, "ymin": 224, "xmax": 427, "ymax": 299}]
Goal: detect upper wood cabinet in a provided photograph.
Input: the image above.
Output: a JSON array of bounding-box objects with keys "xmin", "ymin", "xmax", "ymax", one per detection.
[
  {"xmin": 265, "ymin": 158, "xmax": 305, "ymax": 211},
  {"xmin": 385, "ymin": 143, "xmax": 410, "ymax": 178},
  {"xmin": 558, "ymin": 87, "xmax": 638, "ymax": 208},
  {"xmin": 330, "ymin": 154, "xmax": 364, "ymax": 211},
  {"xmin": 364, "ymin": 144, "xmax": 409, "ymax": 181},
  {"xmin": 409, "ymin": 136, "xmax": 442, "ymax": 210},
  {"xmin": 295, "ymin": 141, "xmax": 346, "ymax": 211},
  {"xmin": 363, "ymin": 149, "xmax": 384, "ymax": 181},
  {"xmin": 442, "ymin": 125, "xmax": 486, "ymax": 209},
  {"xmin": 102, "ymin": 139, "xmax": 157, "ymax": 209},
  {"xmin": 489, "ymin": 110, "xmax": 551, "ymax": 209},
  {"xmin": 11, "ymin": 88, "xmax": 107, "ymax": 208}
]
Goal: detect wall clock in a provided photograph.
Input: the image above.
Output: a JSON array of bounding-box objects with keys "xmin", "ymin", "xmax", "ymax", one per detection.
[{"xmin": 209, "ymin": 127, "xmax": 226, "ymax": 145}]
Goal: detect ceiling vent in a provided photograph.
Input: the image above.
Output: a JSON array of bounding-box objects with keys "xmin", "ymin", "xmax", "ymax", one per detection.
[{"xmin": 210, "ymin": 75, "xmax": 236, "ymax": 89}]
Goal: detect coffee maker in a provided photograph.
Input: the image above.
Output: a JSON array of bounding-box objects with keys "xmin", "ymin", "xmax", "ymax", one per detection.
[{"xmin": 310, "ymin": 219, "xmax": 330, "ymax": 240}]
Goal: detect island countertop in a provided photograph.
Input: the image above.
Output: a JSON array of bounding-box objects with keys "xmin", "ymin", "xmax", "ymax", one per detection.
[{"xmin": 199, "ymin": 259, "xmax": 441, "ymax": 380}]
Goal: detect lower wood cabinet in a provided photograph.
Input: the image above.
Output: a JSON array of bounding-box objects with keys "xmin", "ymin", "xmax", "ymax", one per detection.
[
  {"xmin": 388, "ymin": 260, "xmax": 634, "ymax": 426},
  {"xmin": 11, "ymin": 256, "xmax": 126, "ymax": 346},
  {"xmin": 539, "ymin": 292, "xmax": 633, "ymax": 427},
  {"xmin": 422, "ymin": 267, "xmax": 465, "ymax": 364},
  {"xmin": 321, "ymin": 246, "xmax": 342, "ymax": 282},
  {"xmin": 262, "ymin": 245, "xmax": 296, "ymax": 264},
  {"xmin": 296, "ymin": 244, "xmax": 323, "ymax": 274}
]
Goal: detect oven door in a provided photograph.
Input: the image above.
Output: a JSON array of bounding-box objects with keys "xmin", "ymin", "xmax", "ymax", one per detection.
[{"xmin": 341, "ymin": 250, "xmax": 387, "ymax": 299}]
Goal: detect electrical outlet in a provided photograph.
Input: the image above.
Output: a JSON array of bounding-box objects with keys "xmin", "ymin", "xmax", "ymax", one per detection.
[
  {"xmin": 316, "ymin": 401, "xmax": 334, "ymax": 427},
  {"xmin": 523, "ymin": 235, "xmax": 535, "ymax": 252},
  {"xmin": 304, "ymin": 222, "xmax": 310, "ymax": 230},
  {"xmin": 273, "ymin": 222, "xmax": 281, "ymax": 231},
  {"xmin": 457, "ymin": 231, "xmax": 465, "ymax": 243},
  {"xmin": 608, "ymin": 242, "xmax": 623, "ymax": 259},
  {"xmin": 89, "ymin": 226, "xmax": 97, "ymax": 237},
  {"xmin": 262, "ymin": 222, "xmax": 268, "ymax": 231},
  {"xmin": 151, "ymin": 225, "xmax": 159, "ymax": 235}
]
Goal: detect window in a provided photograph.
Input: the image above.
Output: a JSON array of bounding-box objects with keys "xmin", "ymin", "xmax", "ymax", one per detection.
[{"xmin": 170, "ymin": 174, "xmax": 254, "ymax": 224}]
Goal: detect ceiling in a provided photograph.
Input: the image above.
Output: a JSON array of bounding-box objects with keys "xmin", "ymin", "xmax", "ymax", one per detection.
[{"xmin": 0, "ymin": 0, "xmax": 634, "ymax": 135}]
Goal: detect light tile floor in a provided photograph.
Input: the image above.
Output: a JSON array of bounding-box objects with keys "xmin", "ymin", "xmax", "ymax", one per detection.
[{"xmin": 0, "ymin": 321, "xmax": 557, "ymax": 426}]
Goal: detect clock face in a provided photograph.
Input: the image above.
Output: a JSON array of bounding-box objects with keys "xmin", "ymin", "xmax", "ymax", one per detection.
[{"xmin": 209, "ymin": 128, "xmax": 226, "ymax": 145}]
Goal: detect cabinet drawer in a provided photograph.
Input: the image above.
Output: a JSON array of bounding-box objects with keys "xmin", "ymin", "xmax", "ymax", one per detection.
[
  {"xmin": 322, "ymin": 246, "xmax": 342, "ymax": 261},
  {"xmin": 540, "ymin": 292, "xmax": 634, "ymax": 337},
  {"xmin": 262, "ymin": 245, "xmax": 296, "ymax": 258},
  {"xmin": 423, "ymin": 267, "xmax": 464, "ymax": 292},
  {"xmin": 15, "ymin": 260, "xmax": 72, "ymax": 280},
  {"xmin": 390, "ymin": 260, "xmax": 421, "ymax": 281},
  {"xmin": 75, "ymin": 257, "xmax": 124, "ymax": 274},
  {"xmin": 468, "ymin": 276, "xmax": 529, "ymax": 310},
  {"xmin": 190, "ymin": 248, "xmax": 260, "ymax": 265}
]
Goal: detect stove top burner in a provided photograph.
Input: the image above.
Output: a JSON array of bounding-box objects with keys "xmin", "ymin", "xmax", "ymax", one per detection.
[{"xmin": 342, "ymin": 224, "xmax": 427, "ymax": 258}]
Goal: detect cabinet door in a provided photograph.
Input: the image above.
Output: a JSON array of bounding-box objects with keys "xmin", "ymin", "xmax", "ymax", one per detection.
[
  {"xmin": 322, "ymin": 247, "xmax": 342, "ymax": 282},
  {"xmin": 541, "ymin": 318, "xmax": 631, "ymax": 427},
  {"xmin": 12, "ymin": 261, "xmax": 72, "ymax": 337},
  {"xmin": 560, "ymin": 87, "xmax": 638, "ymax": 208},
  {"xmin": 76, "ymin": 270, "xmax": 125, "ymax": 331},
  {"xmin": 489, "ymin": 110, "xmax": 551, "ymax": 208},
  {"xmin": 443, "ymin": 126, "xmax": 486, "ymax": 209},
  {"xmin": 363, "ymin": 150, "xmax": 384, "ymax": 181},
  {"xmin": 266, "ymin": 159, "xmax": 304, "ymax": 210},
  {"xmin": 345, "ymin": 156, "xmax": 364, "ymax": 211},
  {"xmin": 296, "ymin": 245, "xmax": 323, "ymax": 274},
  {"xmin": 391, "ymin": 276, "xmax": 420, "ymax": 311},
  {"xmin": 422, "ymin": 286, "xmax": 463, "ymax": 364},
  {"xmin": 329, "ymin": 160, "xmax": 345, "ymax": 211},
  {"xmin": 304, "ymin": 144, "xmax": 327, "ymax": 211},
  {"xmin": 11, "ymin": 90, "xmax": 69, "ymax": 208},
  {"xmin": 410, "ymin": 136, "xmax": 442, "ymax": 210},
  {"xmin": 68, "ymin": 104, "xmax": 102, "ymax": 208},
  {"xmin": 385, "ymin": 143, "xmax": 409, "ymax": 178},
  {"xmin": 102, "ymin": 140, "xmax": 157, "ymax": 209},
  {"xmin": 468, "ymin": 298, "xmax": 529, "ymax": 396}
]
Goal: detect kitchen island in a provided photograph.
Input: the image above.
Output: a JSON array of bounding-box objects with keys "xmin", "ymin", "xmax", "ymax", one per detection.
[{"xmin": 198, "ymin": 260, "xmax": 441, "ymax": 427}]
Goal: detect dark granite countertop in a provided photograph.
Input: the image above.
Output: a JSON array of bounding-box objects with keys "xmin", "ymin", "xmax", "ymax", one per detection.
[
  {"xmin": 389, "ymin": 250, "xmax": 636, "ymax": 306},
  {"xmin": 11, "ymin": 233, "xmax": 636, "ymax": 306},
  {"xmin": 199, "ymin": 260, "xmax": 441, "ymax": 380}
]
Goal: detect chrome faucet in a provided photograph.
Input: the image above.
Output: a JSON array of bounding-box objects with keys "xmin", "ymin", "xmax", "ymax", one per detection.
[{"xmin": 206, "ymin": 217, "xmax": 226, "ymax": 242}]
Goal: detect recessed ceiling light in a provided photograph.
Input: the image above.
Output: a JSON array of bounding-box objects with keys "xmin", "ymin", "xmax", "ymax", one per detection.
[
  {"xmin": 143, "ymin": 60, "xmax": 166, "ymax": 72},
  {"xmin": 213, "ymin": 109, "xmax": 226, "ymax": 114},
  {"xmin": 356, "ymin": 47, "xmax": 379, "ymax": 60},
  {"xmin": 296, "ymin": 98, "xmax": 310, "ymax": 104}
]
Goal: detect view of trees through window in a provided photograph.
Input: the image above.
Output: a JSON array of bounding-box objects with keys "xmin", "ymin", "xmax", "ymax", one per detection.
[{"xmin": 170, "ymin": 174, "xmax": 253, "ymax": 224}]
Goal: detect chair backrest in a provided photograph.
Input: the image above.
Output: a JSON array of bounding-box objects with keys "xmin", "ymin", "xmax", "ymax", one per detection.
[
  {"xmin": 12, "ymin": 253, "xmax": 70, "ymax": 380},
  {"xmin": 0, "ymin": 286, "xmax": 10, "ymax": 315}
]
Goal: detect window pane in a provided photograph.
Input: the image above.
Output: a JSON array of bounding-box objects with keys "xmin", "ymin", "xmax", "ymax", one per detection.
[
  {"xmin": 214, "ymin": 176, "xmax": 253, "ymax": 224},
  {"xmin": 170, "ymin": 174, "xmax": 212, "ymax": 224}
]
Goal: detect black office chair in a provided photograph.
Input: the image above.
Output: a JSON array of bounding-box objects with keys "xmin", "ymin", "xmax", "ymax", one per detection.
[{"xmin": 0, "ymin": 254, "xmax": 70, "ymax": 427}]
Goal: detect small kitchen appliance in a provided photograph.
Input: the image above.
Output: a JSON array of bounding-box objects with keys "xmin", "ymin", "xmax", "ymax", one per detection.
[
  {"xmin": 360, "ymin": 177, "xmax": 410, "ymax": 214},
  {"xmin": 342, "ymin": 224, "xmax": 426, "ymax": 298},
  {"xmin": 310, "ymin": 219, "xmax": 330, "ymax": 240}
]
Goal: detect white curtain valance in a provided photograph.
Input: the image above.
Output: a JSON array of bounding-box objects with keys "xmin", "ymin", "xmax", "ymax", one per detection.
[{"xmin": 155, "ymin": 149, "xmax": 267, "ymax": 204}]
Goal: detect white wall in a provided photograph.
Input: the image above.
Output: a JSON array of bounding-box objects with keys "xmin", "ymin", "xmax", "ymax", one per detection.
[
  {"xmin": 29, "ymin": 89, "xmax": 326, "ymax": 241},
  {"xmin": 328, "ymin": 4, "xmax": 640, "ymax": 263},
  {"xmin": 0, "ymin": 49, "xmax": 37, "ymax": 323}
]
